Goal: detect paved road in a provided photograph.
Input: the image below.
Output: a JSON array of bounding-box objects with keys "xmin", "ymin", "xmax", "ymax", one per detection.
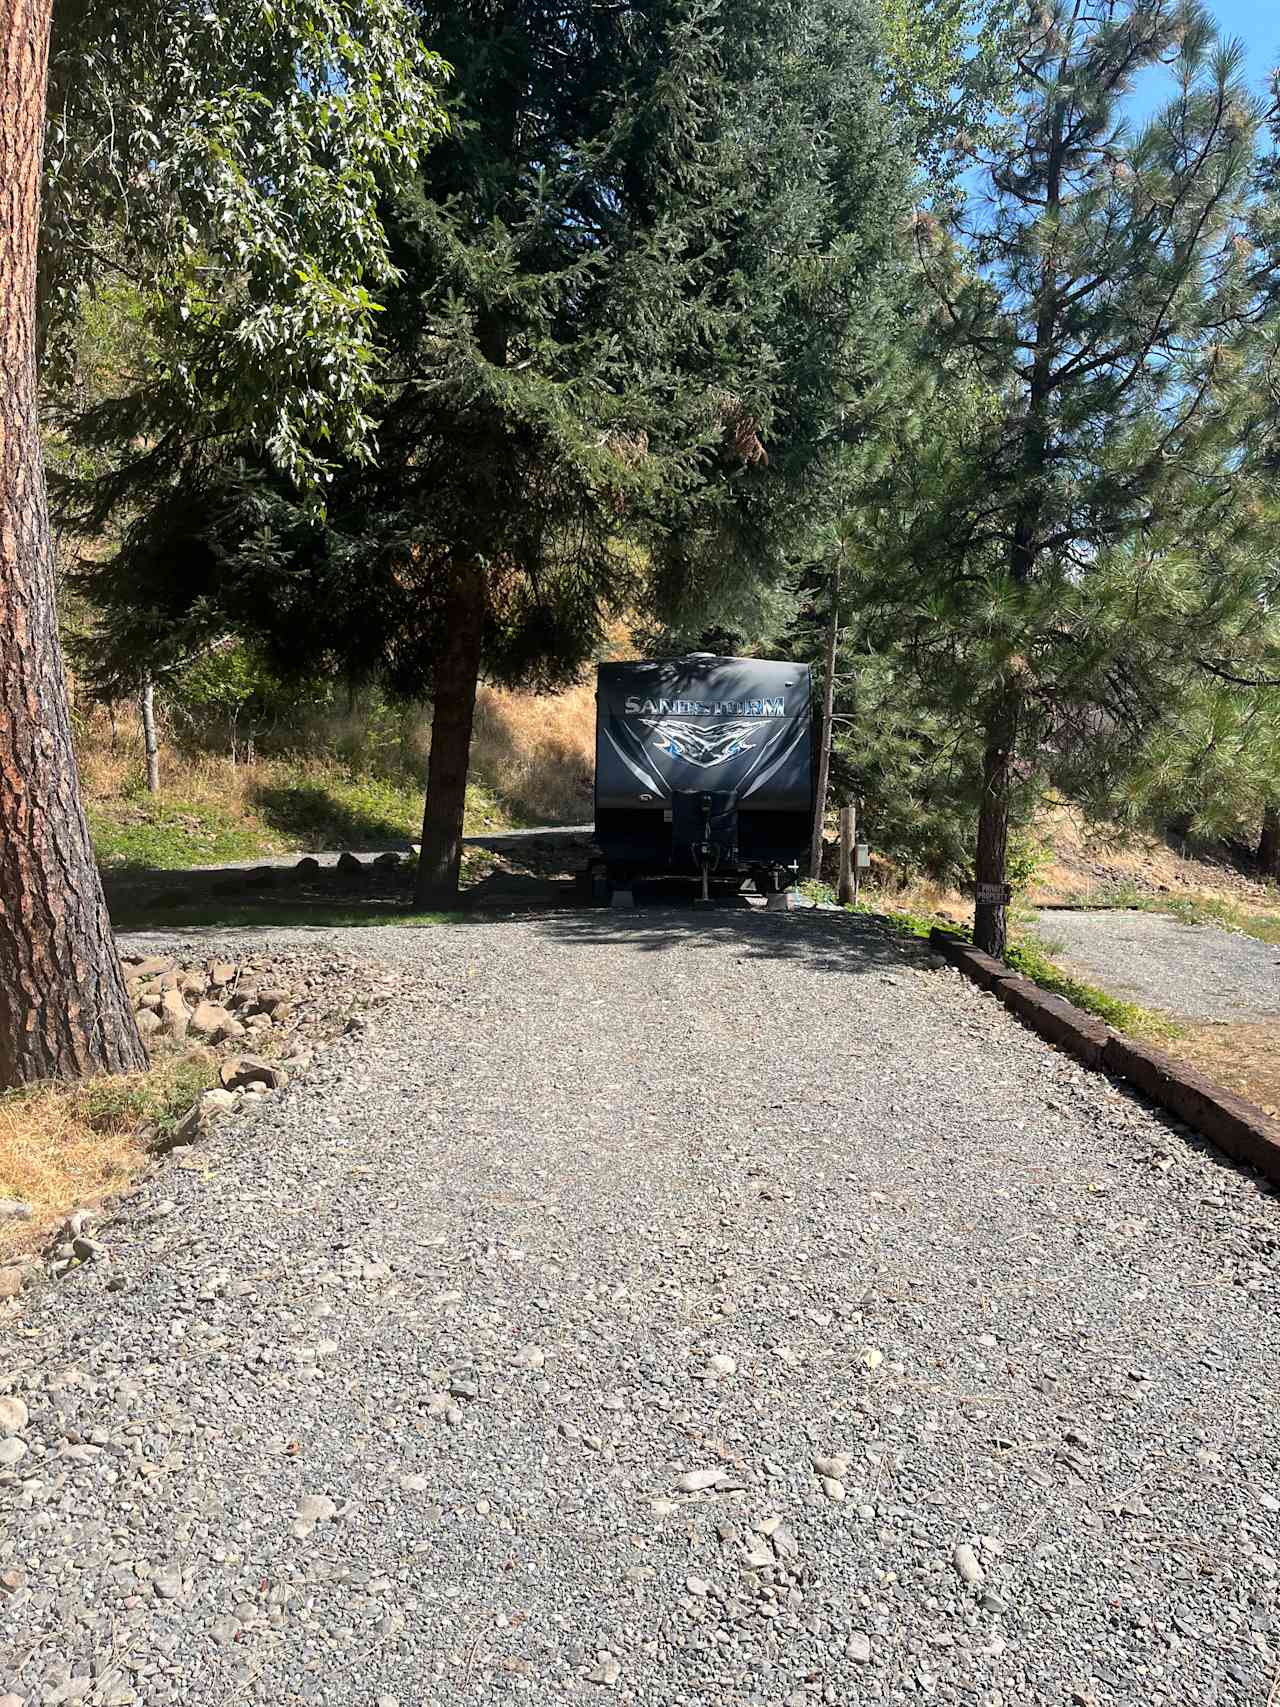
[
  {"xmin": 3, "ymin": 909, "xmax": 1278, "ymax": 1707},
  {"xmin": 1032, "ymin": 907, "xmax": 1280, "ymax": 1021}
]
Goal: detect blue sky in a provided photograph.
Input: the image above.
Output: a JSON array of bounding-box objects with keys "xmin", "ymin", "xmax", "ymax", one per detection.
[{"xmin": 1127, "ymin": 0, "xmax": 1277, "ymax": 124}]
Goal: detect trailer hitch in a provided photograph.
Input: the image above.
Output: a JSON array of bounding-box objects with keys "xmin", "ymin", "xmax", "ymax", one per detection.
[{"xmin": 693, "ymin": 790, "xmax": 718, "ymax": 904}]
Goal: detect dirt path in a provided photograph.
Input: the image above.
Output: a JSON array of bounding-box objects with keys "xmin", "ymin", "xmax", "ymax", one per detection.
[{"xmin": 2, "ymin": 909, "xmax": 1278, "ymax": 1706}]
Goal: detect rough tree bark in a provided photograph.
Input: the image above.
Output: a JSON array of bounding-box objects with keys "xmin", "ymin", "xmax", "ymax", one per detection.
[
  {"xmin": 1260, "ymin": 803, "xmax": 1280, "ymax": 882},
  {"xmin": 414, "ymin": 561, "xmax": 487, "ymax": 908},
  {"xmin": 141, "ymin": 672, "xmax": 160, "ymax": 794},
  {"xmin": 0, "ymin": 0, "xmax": 146, "ymax": 1087},
  {"xmin": 809, "ymin": 576, "xmax": 839, "ymax": 880},
  {"xmin": 972, "ymin": 692, "xmax": 1019, "ymax": 958}
]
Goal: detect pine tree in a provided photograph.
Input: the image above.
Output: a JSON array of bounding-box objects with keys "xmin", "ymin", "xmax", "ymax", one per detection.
[
  {"xmin": 66, "ymin": 0, "xmax": 912, "ymax": 906},
  {"xmin": 891, "ymin": 0, "xmax": 1278, "ymax": 954}
]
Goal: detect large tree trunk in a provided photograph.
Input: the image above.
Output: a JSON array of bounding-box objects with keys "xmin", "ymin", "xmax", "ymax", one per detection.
[
  {"xmin": 809, "ymin": 575, "xmax": 838, "ymax": 880},
  {"xmin": 973, "ymin": 691, "xmax": 1019, "ymax": 959},
  {"xmin": 0, "ymin": 0, "xmax": 146, "ymax": 1088},
  {"xmin": 1260, "ymin": 802, "xmax": 1280, "ymax": 881},
  {"xmin": 414, "ymin": 562, "xmax": 487, "ymax": 908}
]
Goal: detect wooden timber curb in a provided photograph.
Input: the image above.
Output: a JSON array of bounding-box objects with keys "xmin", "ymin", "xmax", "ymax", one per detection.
[{"xmin": 929, "ymin": 927, "xmax": 1280, "ymax": 1189}]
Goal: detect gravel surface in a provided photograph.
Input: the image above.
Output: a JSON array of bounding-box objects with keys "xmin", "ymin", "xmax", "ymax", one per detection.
[
  {"xmin": 1032, "ymin": 907, "xmax": 1280, "ymax": 1021},
  {"xmin": 3, "ymin": 907, "xmax": 1279, "ymax": 1707}
]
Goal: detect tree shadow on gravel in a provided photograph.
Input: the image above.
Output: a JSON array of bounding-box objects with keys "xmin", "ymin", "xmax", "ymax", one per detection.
[{"xmin": 525, "ymin": 903, "xmax": 933, "ymax": 979}]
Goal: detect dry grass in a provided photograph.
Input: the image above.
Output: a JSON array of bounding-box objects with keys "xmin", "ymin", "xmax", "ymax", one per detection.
[
  {"xmin": 471, "ymin": 679, "xmax": 596, "ymax": 824},
  {"xmin": 0, "ymin": 1050, "xmax": 215, "ymax": 1261},
  {"xmin": 77, "ymin": 667, "xmax": 604, "ymax": 864},
  {"xmin": 1164, "ymin": 1021, "xmax": 1280, "ymax": 1120},
  {"xmin": 1028, "ymin": 802, "xmax": 1275, "ymax": 908}
]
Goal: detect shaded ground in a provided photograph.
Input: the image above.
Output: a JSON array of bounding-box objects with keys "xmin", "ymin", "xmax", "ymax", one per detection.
[
  {"xmin": 2, "ymin": 909, "xmax": 1277, "ymax": 1707},
  {"xmin": 101, "ymin": 829, "xmax": 599, "ymax": 928}
]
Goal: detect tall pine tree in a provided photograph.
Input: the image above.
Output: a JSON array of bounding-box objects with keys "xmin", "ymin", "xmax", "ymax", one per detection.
[{"xmin": 895, "ymin": 0, "xmax": 1277, "ymax": 953}]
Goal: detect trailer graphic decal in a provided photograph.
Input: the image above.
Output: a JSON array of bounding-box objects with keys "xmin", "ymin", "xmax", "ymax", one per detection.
[
  {"xmin": 603, "ymin": 727, "xmax": 668, "ymax": 798},
  {"xmin": 642, "ymin": 719, "xmax": 767, "ymax": 769},
  {"xmin": 739, "ymin": 719, "xmax": 809, "ymax": 798}
]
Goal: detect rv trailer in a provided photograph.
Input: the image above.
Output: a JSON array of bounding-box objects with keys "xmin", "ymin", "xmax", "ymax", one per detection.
[{"xmin": 594, "ymin": 654, "xmax": 813, "ymax": 898}]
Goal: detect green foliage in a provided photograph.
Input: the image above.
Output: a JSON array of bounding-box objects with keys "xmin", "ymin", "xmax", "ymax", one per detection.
[
  {"xmin": 78, "ymin": 1053, "xmax": 217, "ymax": 1140},
  {"xmin": 1113, "ymin": 669, "xmax": 1280, "ymax": 848},
  {"xmin": 837, "ymin": 0, "xmax": 1280, "ymax": 907},
  {"xmin": 63, "ymin": 0, "xmax": 914, "ymax": 886},
  {"xmin": 880, "ymin": 0, "xmax": 1016, "ymax": 196},
  {"xmin": 43, "ymin": 0, "xmax": 451, "ymax": 484},
  {"xmin": 1006, "ymin": 833, "xmax": 1051, "ymax": 895},
  {"xmin": 88, "ymin": 796, "xmax": 273, "ymax": 868},
  {"xmin": 164, "ymin": 644, "xmax": 324, "ymax": 751}
]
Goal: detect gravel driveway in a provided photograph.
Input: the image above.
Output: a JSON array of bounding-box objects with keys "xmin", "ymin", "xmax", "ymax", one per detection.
[
  {"xmin": 1032, "ymin": 908, "xmax": 1280, "ymax": 1020},
  {"xmin": 3, "ymin": 908, "xmax": 1278, "ymax": 1707}
]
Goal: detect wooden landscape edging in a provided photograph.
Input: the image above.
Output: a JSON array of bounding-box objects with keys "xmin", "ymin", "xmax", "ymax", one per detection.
[{"xmin": 928, "ymin": 927, "xmax": 1280, "ymax": 1188}]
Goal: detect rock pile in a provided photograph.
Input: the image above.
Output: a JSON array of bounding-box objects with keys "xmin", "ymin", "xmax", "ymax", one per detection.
[
  {"xmin": 120, "ymin": 949, "xmax": 410, "ymax": 1079},
  {"xmin": 0, "ymin": 952, "xmax": 417, "ymax": 1293}
]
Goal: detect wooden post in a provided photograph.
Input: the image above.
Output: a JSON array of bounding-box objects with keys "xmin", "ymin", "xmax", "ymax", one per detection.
[
  {"xmin": 809, "ymin": 574, "xmax": 838, "ymax": 880},
  {"xmin": 837, "ymin": 803, "xmax": 854, "ymax": 904}
]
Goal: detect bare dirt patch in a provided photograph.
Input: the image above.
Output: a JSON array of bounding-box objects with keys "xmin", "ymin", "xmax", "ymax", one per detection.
[
  {"xmin": 1166, "ymin": 1021, "xmax": 1280, "ymax": 1119},
  {"xmin": 1029, "ymin": 804, "xmax": 1277, "ymax": 907}
]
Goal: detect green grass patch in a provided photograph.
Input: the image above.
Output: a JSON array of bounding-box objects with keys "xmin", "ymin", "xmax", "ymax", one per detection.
[
  {"xmin": 1003, "ymin": 935, "xmax": 1179, "ymax": 1040},
  {"xmin": 1053, "ymin": 881, "xmax": 1280, "ymax": 947},
  {"xmin": 89, "ymin": 797, "xmax": 276, "ymax": 869},
  {"xmin": 250, "ymin": 773, "xmax": 421, "ymax": 848},
  {"xmin": 77, "ymin": 1052, "xmax": 219, "ymax": 1140},
  {"xmin": 90, "ymin": 767, "xmax": 525, "ymax": 872}
]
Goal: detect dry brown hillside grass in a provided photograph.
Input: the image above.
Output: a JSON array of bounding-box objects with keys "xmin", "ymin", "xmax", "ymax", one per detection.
[
  {"xmin": 1027, "ymin": 804, "xmax": 1274, "ymax": 907},
  {"xmin": 77, "ymin": 667, "xmax": 603, "ymax": 869},
  {"xmin": 472, "ymin": 680, "xmax": 596, "ymax": 823}
]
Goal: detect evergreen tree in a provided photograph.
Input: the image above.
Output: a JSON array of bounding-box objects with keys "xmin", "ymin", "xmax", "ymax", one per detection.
[
  {"xmin": 67, "ymin": 0, "xmax": 911, "ymax": 905},
  {"xmin": 876, "ymin": 0, "xmax": 1279, "ymax": 954}
]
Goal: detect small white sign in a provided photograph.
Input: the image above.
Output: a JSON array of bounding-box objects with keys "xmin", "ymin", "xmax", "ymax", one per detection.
[
  {"xmin": 855, "ymin": 844, "xmax": 870, "ymax": 868},
  {"xmin": 976, "ymin": 882, "xmax": 1008, "ymax": 904}
]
